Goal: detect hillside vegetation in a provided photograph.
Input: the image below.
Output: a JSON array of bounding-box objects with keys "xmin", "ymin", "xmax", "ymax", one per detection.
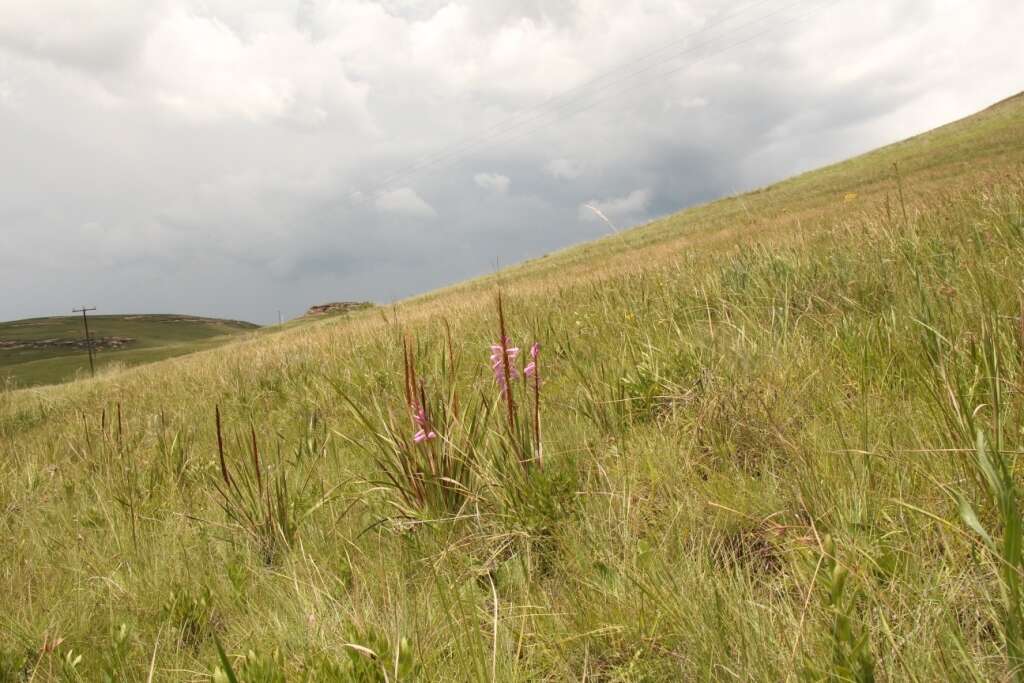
[
  {"xmin": 0, "ymin": 314, "xmax": 258, "ymax": 389},
  {"xmin": 1, "ymin": 94, "xmax": 1023, "ymax": 681}
]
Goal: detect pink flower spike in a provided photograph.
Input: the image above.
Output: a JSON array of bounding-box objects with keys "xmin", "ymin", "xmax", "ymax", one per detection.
[
  {"xmin": 530, "ymin": 342, "xmax": 540, "ymax": 360},
  {"xmin": 414, "ymin": 428, "xmax": 437, "ymax": 443},
  {"xmin": 490, "ymin": 338, "xmax": 521, "ymax": 392},
  {"xmin": 490, "ymin": 344, "xmax": 519, "ymax": 367},
  {"xmin": 412, "ymin": 406, "xmax": 429, "ymax": 428},
  {"xmin": 411, "ymin": 404, "xmax": 436, "ymax": 443},
  {"xmin": 524, "ymin": 362, "xmax": 536, "ymax": 377}
]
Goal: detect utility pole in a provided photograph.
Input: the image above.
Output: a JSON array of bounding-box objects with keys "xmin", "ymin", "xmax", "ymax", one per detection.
[{"xmin": 72, "ymin": 306, "xmax": 97, "ymax": 377}]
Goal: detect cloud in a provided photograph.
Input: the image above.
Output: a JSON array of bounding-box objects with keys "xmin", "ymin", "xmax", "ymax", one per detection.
[
  {"xmin": 473, "ymin": 172, "xmax": 510, "ymax": 193},
  {"xmin": 545, "ymin": 158, "xmax": 582, "ymax": 180},
  {"xmin": 375, "ymin": 187, "xmax": 437, "ymax": 218},
  {"xmin": 0, "ymin": 1, "xmax": 155, "ymax": 72},
  {"xmin": 139, "ymin": 8, "xmax": 371, "ymax": 126},
  {"xmin": 0, "ymin": 0, "xmax": 1022, "ymax": 323},
  {"xmin": 579, "ymin": 189, "xmax": 652, "ymax": 223}
]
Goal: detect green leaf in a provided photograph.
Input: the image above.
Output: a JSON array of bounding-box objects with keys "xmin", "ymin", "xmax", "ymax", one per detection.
[
  {"xmin": 213, "ymin": 634, "xmax": 240, "ymax": 683},
  {"xmin": 957, "ymin": 495, "xmax": 995, "ymax": 551}
]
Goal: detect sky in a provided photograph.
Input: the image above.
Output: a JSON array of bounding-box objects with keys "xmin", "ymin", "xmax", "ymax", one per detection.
[{"xmin": 0, "ymin": 0, "xmax": 1021, "ymax": 324}]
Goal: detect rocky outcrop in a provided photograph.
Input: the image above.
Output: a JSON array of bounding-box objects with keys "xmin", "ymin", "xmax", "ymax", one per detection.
[
  {"xmin": 0, "ymin": 336, "xmax": 135, "ymax": 351},
  {"xmin": 304, "ymin": 302, "xmax": 373, "ymax": 317}
]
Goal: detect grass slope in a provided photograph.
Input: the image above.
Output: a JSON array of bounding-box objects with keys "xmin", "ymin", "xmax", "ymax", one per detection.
[
  {"xmin": 1, "ymin": 93, "xmax": 1023, "ymax": 681},
  {"xmin": 0, "ymin": 314, "xmax": 259, "ymax": 389}
]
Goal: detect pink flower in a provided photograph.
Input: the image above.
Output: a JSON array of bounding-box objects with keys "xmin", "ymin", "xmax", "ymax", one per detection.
[
  {"xmin": 490, "ymin": 338, "xmax": 520, "ymax": 391},
  {"xmin": 413, "ymin": 428, "xmax": 437, "ymax": 443},
  {"xmin": 412, "ymin": 406, "xmax": 428, "ymax": 428},
  {"xmin": 525, "ymin": 342, "xmax": 540, "ymax": 377},
  {"xmin": 411, "ymin": 405, "xmax": 437, "ymax": 443}
]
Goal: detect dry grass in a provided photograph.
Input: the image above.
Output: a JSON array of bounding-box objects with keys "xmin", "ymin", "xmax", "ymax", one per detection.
[{"xmin": 1, "ymin": 94, "xmax": 1023, "ymax": 681}]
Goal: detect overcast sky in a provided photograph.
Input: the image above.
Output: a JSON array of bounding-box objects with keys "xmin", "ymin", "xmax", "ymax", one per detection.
[{"xmin": 1, "ymin": 0, "xmax": 1021, "ymax": 324}]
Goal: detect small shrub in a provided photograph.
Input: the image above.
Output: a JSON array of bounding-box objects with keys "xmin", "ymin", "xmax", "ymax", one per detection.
[
  {"xmin": 955, "ymin": 431, "xmax": 1024, "ymax": 675},
  {"xmin": 344, "ymin": 336, "xmax": 490, "ymax": 519},
  {"xmin": 799, "ymin": 535, "xmax": 875, "ymax": 682},
  {"xmin": 212, "ymin": 409, "xmax": 334, "ymax": 564},
  {"xmin": 0, "ymin": 645, "xmax": 35, "ymax": 682},
  {"xmin": 211, "ymin": 629, "xmax": 421, "ymax": 683},
  {"xmin": 161, "ymin": 584, "xmax": 216, "ymax": 650}
]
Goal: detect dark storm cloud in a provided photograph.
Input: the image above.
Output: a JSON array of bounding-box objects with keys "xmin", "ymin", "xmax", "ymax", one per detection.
[{"xmin": 0, "ymin": 1, "xmax": 1021, "ymax": 323}]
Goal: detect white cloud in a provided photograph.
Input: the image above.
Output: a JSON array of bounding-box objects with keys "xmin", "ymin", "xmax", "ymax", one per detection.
[
  {"xmin": 1, "ymin": 0, "xmax": 1023, "ymax": 323},
  {"xmin": 375, "ymin": 187, "xmax": 437, "ymax": 218},
  {"xmin": 139, "ymin": 8, "xmax": 370, "ymax": 126},
  {"xmin": 670, "ymin": 96, "xmax": 708, "ymax": 111},
  {"xmin": 545, "ymin": 158, "xmax": 582, "ymax": 180},
  {"xmin": 0, "ymin": 0, "xmax": 155, "ymax": 71},
  {"xmin": 579, "ymin": 189, "xmax": 652, "ymax": 223},
  {"xmin": 473, "ymin": 172, "xmax": 509, "ymax": 193}
]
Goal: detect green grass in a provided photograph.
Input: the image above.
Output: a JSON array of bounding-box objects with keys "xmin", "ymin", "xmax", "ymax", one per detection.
[
  {"xmin": 0, "ymin": 314, "xmax": 259, "ymax": 389},
  {"xmin": 1, "ymin": 93, "xmax": 1023, "ymax": 681}
]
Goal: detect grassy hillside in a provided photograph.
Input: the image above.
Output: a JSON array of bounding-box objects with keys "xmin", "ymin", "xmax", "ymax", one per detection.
[
  {"xmin": 0, "ymin": 314, "xmax": 258, "ymax": 389},
  {"xmin": 1, "ymin": 93, "xmax": 1023, "ymax": 681}
]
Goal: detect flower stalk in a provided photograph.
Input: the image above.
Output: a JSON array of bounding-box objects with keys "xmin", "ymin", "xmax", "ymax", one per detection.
[
  {"xmin": 493, "ymin": 292, "xmax": 519, "ymax": 432},
  {"xmin": 491, "ymin": 293, "xmax": 544, "ymax": 469},
  {"xmin": 527, "ymin": 342, "xmax": 542, "ymax": 468}
]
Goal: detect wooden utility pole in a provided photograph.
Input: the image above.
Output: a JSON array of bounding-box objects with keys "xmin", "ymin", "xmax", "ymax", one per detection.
[{"xmin": 72, "ymin": 306, "xmax": 97, "ymax": 377}]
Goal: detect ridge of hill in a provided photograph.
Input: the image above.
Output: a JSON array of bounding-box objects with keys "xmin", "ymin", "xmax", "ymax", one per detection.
[{"xmin": 406, "ymin": 90, "xmax": 1024, "ymax": 306}]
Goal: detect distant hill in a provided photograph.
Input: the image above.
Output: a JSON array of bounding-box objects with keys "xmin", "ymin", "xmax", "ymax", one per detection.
[{"xmin": 0, "ymin": 313, "xmax": 258, "ymax": 388}]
